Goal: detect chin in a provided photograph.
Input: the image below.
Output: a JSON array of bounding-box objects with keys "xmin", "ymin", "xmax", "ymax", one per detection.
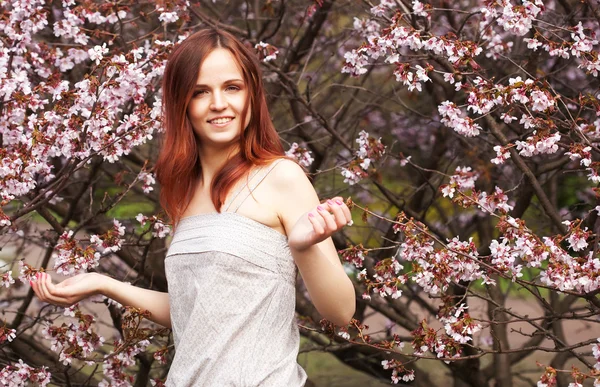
[{"xmin": 206, "ymin": 134, "xmax": 241, "ymax": 149}]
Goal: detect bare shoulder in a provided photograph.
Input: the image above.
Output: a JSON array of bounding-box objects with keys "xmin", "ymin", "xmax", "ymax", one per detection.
[
  {"xmin": 263, "ymin": 158, "xmax": 320, "ymax": 225},
  {"xmin": 268, "ymin": 158, "xmax": 311, "ymax": 189}
]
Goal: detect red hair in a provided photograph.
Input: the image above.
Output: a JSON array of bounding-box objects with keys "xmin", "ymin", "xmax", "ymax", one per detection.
[{"xmin": 155, "ymin": 28, "xmax": 284, "ymax": 223}]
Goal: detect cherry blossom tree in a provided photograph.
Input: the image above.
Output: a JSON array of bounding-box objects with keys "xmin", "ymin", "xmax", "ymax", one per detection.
[{"xmin": 2, "ymin": 0, "xmax": 600, "ymax": 385}]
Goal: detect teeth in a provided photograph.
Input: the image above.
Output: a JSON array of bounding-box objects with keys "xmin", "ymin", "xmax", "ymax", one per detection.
[{"xmin": 210, "ymin": 118, "xmax": 233, "ymax": 124}]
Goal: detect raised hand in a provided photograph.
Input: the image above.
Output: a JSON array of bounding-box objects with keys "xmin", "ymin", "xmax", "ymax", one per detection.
[
  {"xmin": 287, "ymin": 197, "xmax": 352, "ymax": 252},
  {"xmin": 31, "ymin": 272, "xmax": 103, "ymax": 308}
]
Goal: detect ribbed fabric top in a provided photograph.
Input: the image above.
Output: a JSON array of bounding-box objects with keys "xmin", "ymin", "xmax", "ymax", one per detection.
[{"xmin": 164, "ymin": 161, "xmax": 307, "ymax": 387}]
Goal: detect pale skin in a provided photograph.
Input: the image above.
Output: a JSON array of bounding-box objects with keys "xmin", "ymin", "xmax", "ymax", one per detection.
[{"xmin": 32, "ymin": 48, "xmax": 356, "ymax": 328}]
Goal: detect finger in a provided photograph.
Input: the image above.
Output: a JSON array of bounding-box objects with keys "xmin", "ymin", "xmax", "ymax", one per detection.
[
  {"xmin": 322, "ymin": 197, "xmax": 352, "ymax": 222},
  {"xmin": 38, "ymin": 273, "xmax": 54, "ymax": 302},
  {"xmin": 48, "ymin": 278, "xmax": 69, "ymax": 298},
  {"xmin": 30, "ymin": 276, "xmax": 43, "ymax": 300},
  {"xmin": 316, "ymin": 205, "xmax": 337, "ymax": 232},
  {"xmin": 35, "ymin": 273, "xmax": 49, "ymax": 301},
  {"xmin": 46, "ymin": 274, "xmax": 75, "ymax": 305},
  {"xmin": 308, "ymin": 212, "xmax": 325, "ymax": 235},
  {"xmin": 45, "ymin": 273, "xmax": 60, "ymax": 296},
  {"xmin": 333, "ymin": 197, "xmax": 352, "ymax": 222},
  {"xmin": 326, "ymin": 199, "xmax": 347, "ymax": 228},
  {"xmin": 39, "ymin": 273, "xmax": 70, "ymax": 306}
]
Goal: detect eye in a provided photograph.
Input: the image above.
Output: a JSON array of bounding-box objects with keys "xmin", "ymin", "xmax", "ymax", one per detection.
[
  {"xmin": 192, "ymin": 89, "xmax": 208, "ymax": 97},
  {"xmin": 225, "ymin": 85, "xmax": 240, "ymax": 92}
]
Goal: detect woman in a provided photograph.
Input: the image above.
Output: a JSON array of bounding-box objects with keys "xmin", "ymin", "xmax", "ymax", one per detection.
[{"xmin": 32, "ymin": 28, "xmax": 356, "ymax": 386}]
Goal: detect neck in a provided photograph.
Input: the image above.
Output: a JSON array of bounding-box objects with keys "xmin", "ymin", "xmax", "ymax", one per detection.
[{"xmin": 198, "ymin": 144, "xmax": 239, "ymax": 186}]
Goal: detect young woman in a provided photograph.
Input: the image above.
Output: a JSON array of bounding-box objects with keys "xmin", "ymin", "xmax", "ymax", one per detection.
[{"xmin": 32, "ymin": 28, "xmax": 356, "ymax": 386}]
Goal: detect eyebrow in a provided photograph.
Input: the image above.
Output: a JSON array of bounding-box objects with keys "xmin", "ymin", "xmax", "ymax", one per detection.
[{"xmin": 195, "ymin": 79, "xmax": 244, "ymax": 88}]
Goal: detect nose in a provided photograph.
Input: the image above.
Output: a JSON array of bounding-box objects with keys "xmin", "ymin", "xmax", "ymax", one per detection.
[{"xmin": 210, "ymin": 91, "xmax": 228, "ymax": 111}]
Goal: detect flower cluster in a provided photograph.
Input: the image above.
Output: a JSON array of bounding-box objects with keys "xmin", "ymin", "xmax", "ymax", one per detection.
[
  {"xmin": 566, "ymin": 144, "xmax": 592, "ymax": 167},
  {"xmin": 0, "ymin": 360, "xmax": 51, "ymax": 387},
  {"xmin": 381, "ymin": 359, "xmax": 415, "ymax": 384},
  {"xmin": 136, "ymin": 214, "xmax": 171, "ymax": 238},
  {"xmin": 439, "ymin": 304, "xmax": 481, "ymax": 344},
  {"xmin": 99, "ymin": 307, "xmax": 165, "ymax": 386},
  {"xmin": 90, "ymin": 219, "xmax": 126, "ymax": 254},
  {"xmin": 482, "ymin": 0, "xmax": 545, "ymax": 37},
  {"xmin": 537, "ymin": 365, "xmax": 558, "ymax": 387},
  {"xmin": 255, "ymin": 42, "xmax": 279, "ymax": 62},
  {"xmin": 507, "ymin": 76, "xmax": 556, "ymax": 112},
  {"xmin": 524, "ymin": 22, "xmax": 598, "ymax": 63},
  {"xmin": 391, "ymin": 63, "xmax": 433, "ymax": 92},
  {"xmin": 515, "ymin": 131, "xmax": 561, "ymax": 157},
  {"xmin": 440, "ymin": 166, "xmax": 479, "ymax": 199},
  {"xmin": 477, "ymin": 186, "xmax": 514, "ymax": 214},
  {"xmin": 0, "ymin": 325, "xmax": 16, "ymax": 344},
  {"xmin": 343, "ymin": 19, "xmax": 482, "ymax": 77},
  {"xmin": 18, "ymin": 261, "xmax": 39, "ymax": 283},
  {"xmin": 438, "ymin": 101, "xmax": 481, "ymax": 137},
  {"xmin": 153, "ymin": 347, "xmax": 169, "ymax": 364},
  {"xmin": 338, "ymin": 244, "xmax": 367, "ymax": 268},
  {"xmin": 493, "ymin": 217, "xmax": 600, "ymax": 292},
  {"xmin": 100, "ymin": 339, "xmax": 150, "ymax": 386},
  {"xmin": 156, "ymin": 0, "xmax": 189, "ymax": 24},
  {"xmin": 137, "ymin": 172, "xmax": 156, "ymax": 194},
  {"xmin": 535, "ymin": 361, "xmax": 595, "ymax": 386},
  {"xmin": 411, "ymin": 0, "xmax": 430, "ymax": 17},
  {"xmin": 285, "ymin": 143, "xmax": 314, "ymax": 168},
  {"xmin": 391, "ymin": 214, "xmax": 492, "ymax": 295},
  {"xmin": 1, "ymin": 271, "xmax": 15, "ymax": 288},
  {"xmin": 593, "ymin": 339, "xmax": 600, "ymax": 370},
  {"xmin": 42, "ymin": 305, "xmax": 105, "ymax": 365},
  {"xmin": 53, "ymin": 230, "xmax": 100, "ymax": 275},
  {"xmin": 491, "ymin": 145, "xmax": 511, "ymax": 164},
  {"xmin": 341, "ymin": 130, "xmax": 385, "ymax": 185},
  {"xmin": 368, "ymin": 257, "xmax": 405, "ymax": 299},
  {"xmin": 565, "ymin": 143, "xmax": 600, "ymax": 185},
  {"xmin": 0, "ymin": 1, "xmax": 171, "ymax": 205},
  {"xmin": 410, "ymin": 319, "xmax": 463, "ymax": 360},
  {"xmin": 352, "ymin": 17, "xmax": 381, "ymax": 41}
]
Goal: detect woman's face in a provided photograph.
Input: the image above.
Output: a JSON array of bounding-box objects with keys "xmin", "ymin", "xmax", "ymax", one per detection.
[{"xmin": 187, "ymin": 48, "xmax": 250, "ymax": 151}]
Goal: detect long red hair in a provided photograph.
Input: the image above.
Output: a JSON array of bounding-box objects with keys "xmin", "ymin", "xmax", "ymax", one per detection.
[{"xmin": 155, "ymin": 28, "xmax": 284, "ymax": 223}]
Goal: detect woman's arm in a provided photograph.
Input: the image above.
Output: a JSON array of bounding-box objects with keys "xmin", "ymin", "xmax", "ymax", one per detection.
[
  {"xmin": 270, "ymin": 159, "xmax": 356, "ymax": 326},
  {"xmin": 32, "ymin": 272, "xmax": 172, "ymax": 328}
]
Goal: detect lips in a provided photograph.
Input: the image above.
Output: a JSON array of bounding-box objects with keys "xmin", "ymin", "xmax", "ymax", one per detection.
[{"xmin": 208, "ymin": 117, "xmax": 234, "ymax": 124}]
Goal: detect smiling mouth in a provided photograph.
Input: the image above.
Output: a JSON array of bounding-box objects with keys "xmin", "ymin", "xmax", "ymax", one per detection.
[{"xmin": 209, "ymin": 117, "xmax": 234, "ymax": 124}]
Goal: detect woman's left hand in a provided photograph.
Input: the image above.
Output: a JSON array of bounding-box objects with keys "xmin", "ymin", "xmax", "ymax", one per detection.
[{"xmin": 287, "ymin": 197, "xmax": 352, "ymax": 252}]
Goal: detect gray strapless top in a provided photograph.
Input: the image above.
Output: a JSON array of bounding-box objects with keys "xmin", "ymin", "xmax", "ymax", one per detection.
[{"xmin": 164, "ymin": 160, "xmax": 307, "ymax": 387}]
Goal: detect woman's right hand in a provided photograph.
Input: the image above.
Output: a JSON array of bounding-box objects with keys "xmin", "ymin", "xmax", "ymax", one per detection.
[{"xmin": 31, "ymin": 272, "xmax": 104, "ymax": 307}]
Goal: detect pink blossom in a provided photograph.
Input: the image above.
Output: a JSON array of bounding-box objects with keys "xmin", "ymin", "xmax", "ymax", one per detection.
[
  {"xmin": 515, "ymin": 131, "xmax": 560, "ymax": 157},
  {"xmin": 1, "ymin": 271, "xmax": 15, "ymax": 288},
  {"xmin": 341, "ymin": 131, "xmax": 385, "ymax": 185},
  {"xmin": 438, "ymin": 101, "xmax": 481, "ymax": 137},
  {"xmin": 136, "ymin": 214, "xmax": 171, "ymax": 238},
  {"xmin": 138, "ymin": 172, "xmax": 156, "ymax": 193},
  {"xmin": 524, "ymin": 37, "xmax": 543, "ymax": 51},
  {"xmin": 529, "ymin": 90, "xmax": 555, "ymax": 112},
  {"xmin": 412, "ymin": 1, "xmax": 428, "ymax": 17},
  {"xmin": 494, "ymin": 1, "xmax": 544, "ymax": 36},
  {"xmin": 53, "ymin": 230, "xmax": 100, "ymax": 275},
  {"xmin": 491, "ymin": 145, "xmax": 511, "ymax": 164},
  {"xmin": 0, "ymin": 326, "xmax": 16, "ymax": 344},
  {"xmin": 0, "ymin": 360, "xmax": 51, "ymax": 387},
  {"xmin": 567, "ymin": 228, "xmax": 590, "ymax": 251},
  {"xmin": 285, "ymin": 143, "xmax": 314, "ymax": 167},
  {"xmin": 255, "ymin": 42, "xmax": 279, "ymax": 62}
]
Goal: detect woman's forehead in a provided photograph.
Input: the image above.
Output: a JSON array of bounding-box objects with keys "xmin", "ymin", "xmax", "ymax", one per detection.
[{"xmin": 197, "ymin": 48, "xmax": 244, "ymax": 84}]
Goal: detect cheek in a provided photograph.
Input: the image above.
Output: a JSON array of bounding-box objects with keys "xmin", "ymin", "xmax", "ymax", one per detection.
[{"xmin": 187, "ymin": 101, "xmax": 204, "ymax": 121}]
